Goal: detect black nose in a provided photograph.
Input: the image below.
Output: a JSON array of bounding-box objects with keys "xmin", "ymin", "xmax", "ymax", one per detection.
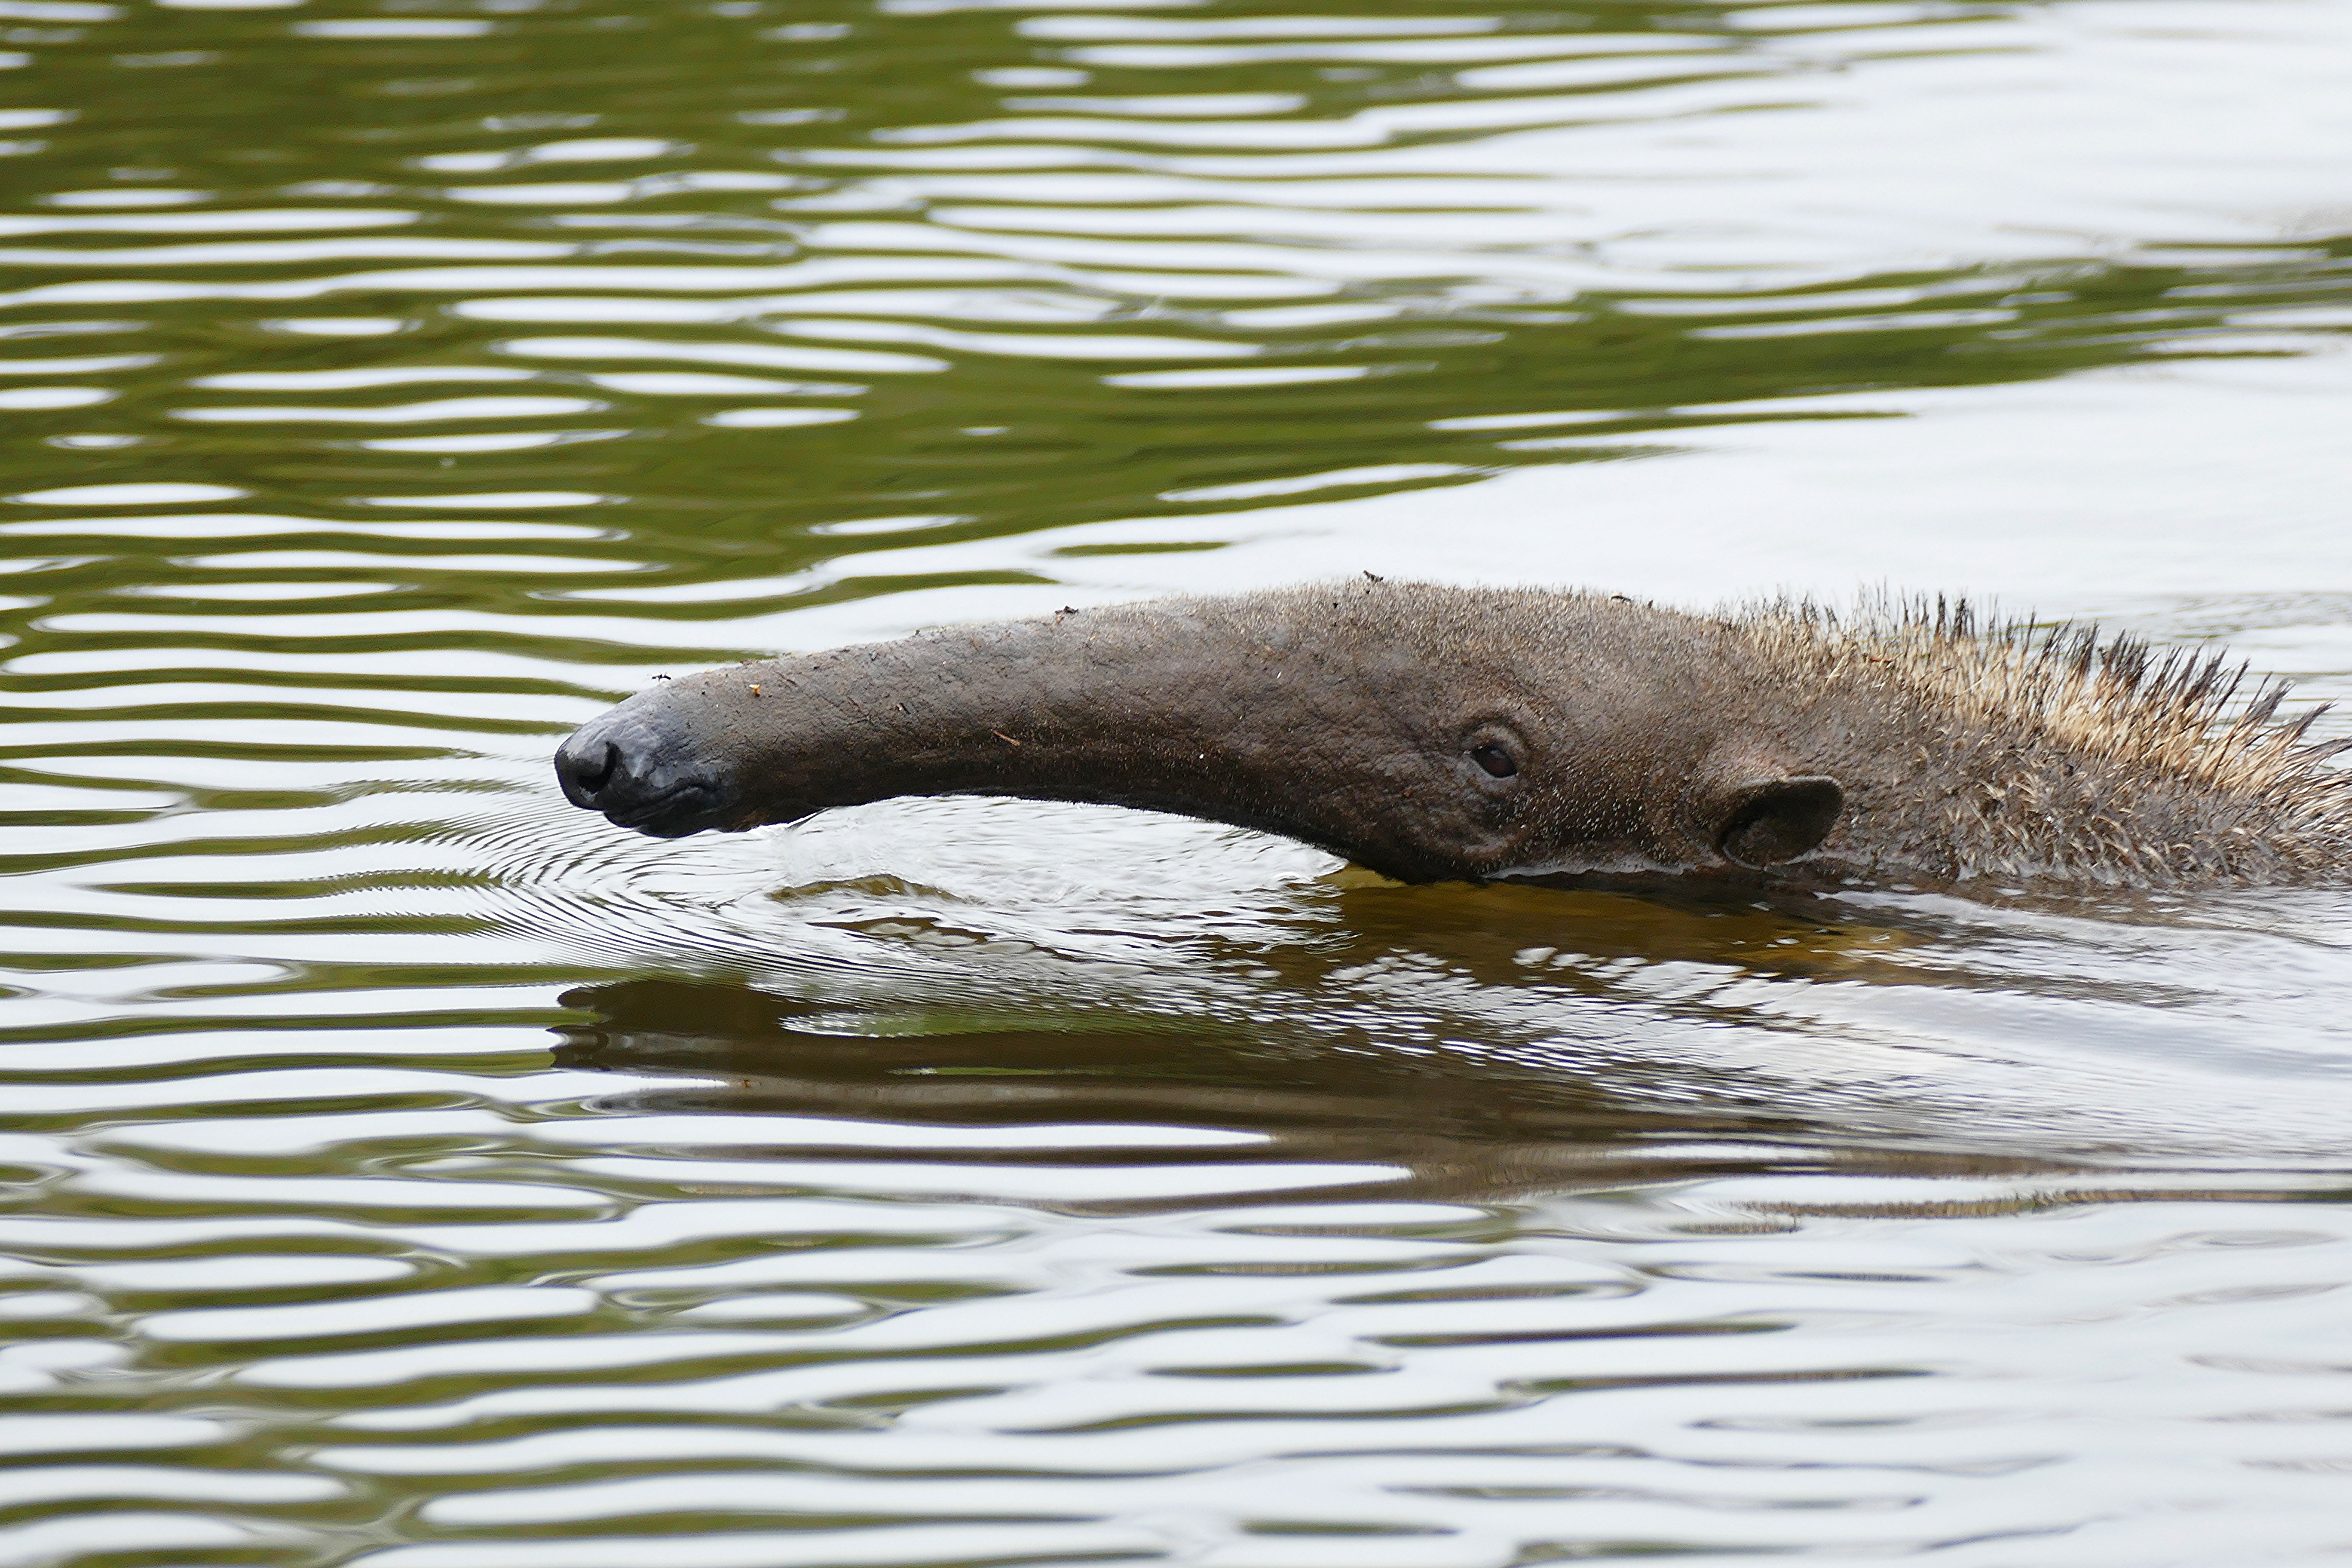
[
  {"xmin": 556, "ymin": 736, "xmax": 619, "ymax": 803},
  {"xmin": 554, "ymin": 709, "xmax": 726, "ymax": 837}
]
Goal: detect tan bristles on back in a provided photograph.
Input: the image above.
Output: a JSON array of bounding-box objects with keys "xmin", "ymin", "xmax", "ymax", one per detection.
[{"xmin": 1744, "ymin": 595, "xmax": 2352, "ymax": 823}]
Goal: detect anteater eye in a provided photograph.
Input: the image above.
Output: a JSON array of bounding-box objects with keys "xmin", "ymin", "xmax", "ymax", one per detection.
[{"xmin": 1470, "ymin": 742, "xmax": 1517, "ymax": 778}]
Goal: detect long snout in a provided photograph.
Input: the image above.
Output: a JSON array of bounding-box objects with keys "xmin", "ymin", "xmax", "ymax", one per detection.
[
  {"xmin": 548, "ymin": 589, "xmax": 1475, "ymax": 876},
  {"xmin": 554, "ymin": 703, "xmax": 732, "ymax": 837}
]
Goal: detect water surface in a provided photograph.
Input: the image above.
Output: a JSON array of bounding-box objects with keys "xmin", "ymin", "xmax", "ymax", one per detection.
[{"xmin": 5, "ymin": 0, "xmax": 2352, "ymax": 1563}]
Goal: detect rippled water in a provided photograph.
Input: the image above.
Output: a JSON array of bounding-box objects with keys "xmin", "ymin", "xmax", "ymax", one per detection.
[{"xmin": 4, "ymin": 0, "xmax": 2352, "ymax": 1562}]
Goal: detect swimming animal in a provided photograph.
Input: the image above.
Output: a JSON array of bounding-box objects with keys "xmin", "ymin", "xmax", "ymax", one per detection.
[{"xmin": 554, "ymin": 581, "xmax": 2352, "ymax": 888}]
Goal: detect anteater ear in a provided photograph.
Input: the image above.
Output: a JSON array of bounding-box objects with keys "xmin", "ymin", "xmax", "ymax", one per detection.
[{"xmin": 1714, "ymin": 775, "xmax": 1844, "ymax": 868}]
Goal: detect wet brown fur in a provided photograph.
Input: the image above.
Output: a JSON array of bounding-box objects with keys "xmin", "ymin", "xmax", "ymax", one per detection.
[
  {"xmin": 555, "ymin": 581, "xmax": 2352, "ymax": 890},
  {"xmin": 1737, "ymin": 593, "xmax": 2352, "ymax": 885}
]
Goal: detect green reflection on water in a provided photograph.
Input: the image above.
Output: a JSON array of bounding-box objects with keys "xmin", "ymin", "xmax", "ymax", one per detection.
[{"xmin": 0, "ymin": 0, "xmax": 2344, "ymax": 616}]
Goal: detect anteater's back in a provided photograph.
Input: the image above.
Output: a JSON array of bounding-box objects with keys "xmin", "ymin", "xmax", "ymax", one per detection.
[{"xmin": 1723, "ymin": 596, "xmax": 2352, "ymax": 885}]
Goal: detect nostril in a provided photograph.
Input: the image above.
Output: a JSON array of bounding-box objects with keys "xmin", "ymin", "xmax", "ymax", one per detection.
[
  {"xmin": 557, "ymin": 732, "xmax": 622, "ymax": 803},
  {"xmin": 555, "ymin": 708, "xmax": 725, "ymax": 835},
  {"xmin": 579, "ymin": 741, "xmax": 619, "ymax": 793}
]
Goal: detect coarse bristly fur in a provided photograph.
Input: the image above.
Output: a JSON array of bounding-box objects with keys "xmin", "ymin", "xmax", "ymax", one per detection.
[{"xmin": 1736, "ymin": 592, "xmax": 2352, "ymax": 886}]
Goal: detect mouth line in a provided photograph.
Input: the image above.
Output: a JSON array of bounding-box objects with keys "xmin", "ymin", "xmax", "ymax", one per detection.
[{"xmin": 603, "ymin": 780, "xmax": 722, "ymax": 834}]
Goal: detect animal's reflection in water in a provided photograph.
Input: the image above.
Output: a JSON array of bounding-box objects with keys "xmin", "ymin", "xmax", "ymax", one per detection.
[
  {"xmin": 548, "ymin": 827, "xmax": 2352, "ymax": 1204},
  {"xmin": 550, "ymin": 946, "xmax": 2065, "ymax": 1219}
]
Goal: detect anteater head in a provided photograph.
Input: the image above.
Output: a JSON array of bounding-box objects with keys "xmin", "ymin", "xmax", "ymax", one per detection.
[{"xmin": 555, "ymin": 582, "xmax": 1854, "ymax": 884}]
